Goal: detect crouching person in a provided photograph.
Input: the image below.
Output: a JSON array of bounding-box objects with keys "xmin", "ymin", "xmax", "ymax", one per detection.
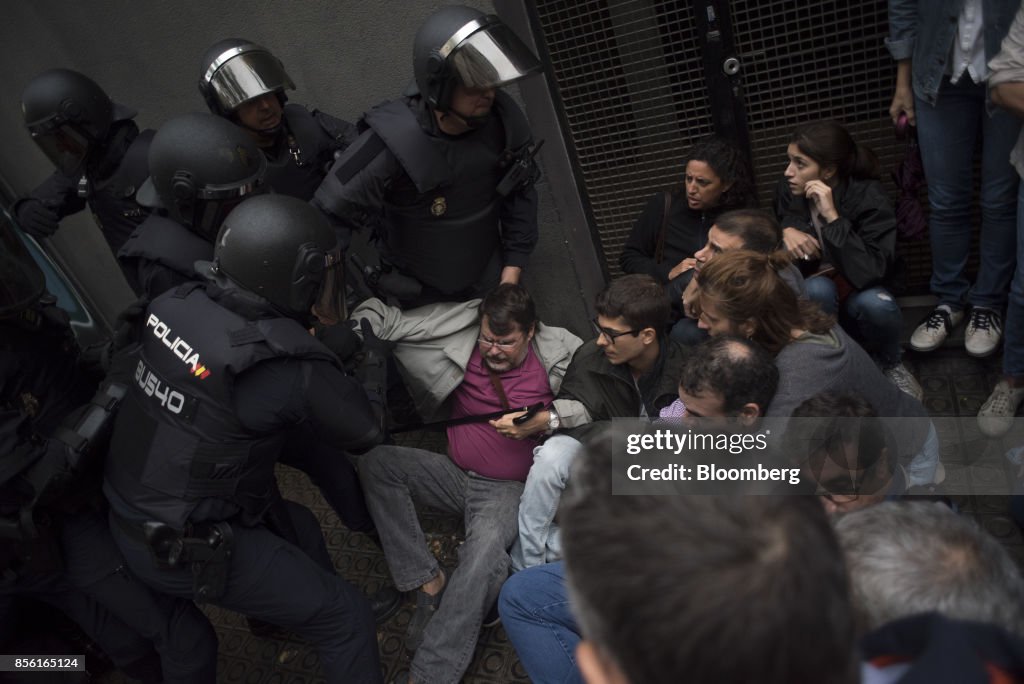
[{"xmin": 102, "ymin": 195, "xmax": 386, "ymax": 684}]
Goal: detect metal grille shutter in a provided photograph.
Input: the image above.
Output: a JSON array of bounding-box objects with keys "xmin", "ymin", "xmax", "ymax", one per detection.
[{"xmin": 533, "ymin": 0, "xmax": 941, "ymax": 290}]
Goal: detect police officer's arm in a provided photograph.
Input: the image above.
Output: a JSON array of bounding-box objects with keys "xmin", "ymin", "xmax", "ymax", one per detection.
[
  {"xmin": 13, "ymin": 172, "xmax": 86, "ymax": 238},
  {"xmin": 235, "ymin": 358, "xmax": 382, "ymax": 453},
  {"xmin": 352, "ymin": 297, "xmax": 484, "ymax": 344},
  {"xmin": 311, "ymin": 129, "xmax": 399, "ymax": 248},
  {"xmin": 498, "ymin": 182, "xmax": 539, "ymax": 284},
  {"xmin": 311, "ymin": 110, "xmax": 361, "ymax": 151}
]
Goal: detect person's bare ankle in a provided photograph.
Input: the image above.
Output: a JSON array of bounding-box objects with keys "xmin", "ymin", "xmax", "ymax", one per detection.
[{"xmin": 420, "ymin": 567, "xmax": 445, "ymax": 596}]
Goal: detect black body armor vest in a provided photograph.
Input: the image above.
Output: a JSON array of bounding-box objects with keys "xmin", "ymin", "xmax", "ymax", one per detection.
[
  {"xmin": 117, "ymin": 215, "xmax": 213, "ymax": 298},
  {"xmin": 362, "ymin": 91, "xmax": 532, "ymax": 294},
  {"xmin": 104, "ymin": 284, "xmax": 337, "ymax": 529},
  {"xmin": 264, "ymin": 105, "xmax": 343, "ymax": 201}
]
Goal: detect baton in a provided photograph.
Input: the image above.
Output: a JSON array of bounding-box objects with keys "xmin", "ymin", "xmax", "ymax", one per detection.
[{"xmin": 390, "ymin": 402, "xmax": 546, "ymax": 434}]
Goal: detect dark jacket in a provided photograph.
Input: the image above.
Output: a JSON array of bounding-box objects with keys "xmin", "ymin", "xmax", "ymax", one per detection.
[
  {"xmin": 556, "ymin": 337, "xmax": 686, "ymax": 442},
  {"xmin": 861, "ymin": 613, "xmax": 1024, "ymax": 683},
  {"xmin": 619, "ymin": 190, "xmax": 722, "ymax": 285},
  {"xmin": 773, "ymin": 176, "xmax": 896, "ymax": 290}
]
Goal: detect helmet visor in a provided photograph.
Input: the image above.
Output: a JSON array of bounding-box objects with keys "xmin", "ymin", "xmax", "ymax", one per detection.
[
  {"xmin": 312, "ymin": 247, "xmax": 347, "ymax": 325},
  {"xmin": 204, "ymin": 48, "xmax": 295, "ymax": 111},
  {"xmin": 445, "ymin": 19, "xmax": 542, "ymax": 90},
  {"xmin": 29, "ymin": 121, "xmax": 90, "ymax": 176}
]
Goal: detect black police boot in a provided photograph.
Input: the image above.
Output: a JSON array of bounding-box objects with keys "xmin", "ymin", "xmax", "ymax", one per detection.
[{"xmin": 369, "ymin": 585, "xmax": 403, "ymax": 624}]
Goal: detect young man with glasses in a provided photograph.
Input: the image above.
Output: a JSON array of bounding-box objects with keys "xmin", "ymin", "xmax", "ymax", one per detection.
[
  {"xmin": 503, "ymin": 274, "xmax": 686, "ymax": 570},
  {"xmin": 349, "ymin": 284, "xmax": 581, "ymax": 684}
]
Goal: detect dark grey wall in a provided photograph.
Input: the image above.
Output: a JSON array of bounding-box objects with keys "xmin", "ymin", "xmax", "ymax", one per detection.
[{"xmin": 0, "ymin": 1, "xmax": 600, "ymax": 337}]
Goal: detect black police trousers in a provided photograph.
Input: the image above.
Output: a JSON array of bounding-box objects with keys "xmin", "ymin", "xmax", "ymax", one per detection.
[
  {"xmin": 109, "ymin": 499, "xmax": 383, "ymax": 684},
  {"xmin": 0, "ymin": 510, "xmax": 217, "ymax": 683}
]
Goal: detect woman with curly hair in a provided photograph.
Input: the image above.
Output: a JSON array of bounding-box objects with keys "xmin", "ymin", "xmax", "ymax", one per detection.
[{"xmin": 620, "ymin": 136, "xmax": 756, "ymax": 343}]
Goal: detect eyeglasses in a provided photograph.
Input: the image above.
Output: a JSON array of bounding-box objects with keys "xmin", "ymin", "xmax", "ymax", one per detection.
[
  {"xmin": 477, "ymin": 335, "xmax": 522, "ymax": 352},
  {"xmin": 591, "ymin": 318, "xmax": 641, "ymax": 343}
]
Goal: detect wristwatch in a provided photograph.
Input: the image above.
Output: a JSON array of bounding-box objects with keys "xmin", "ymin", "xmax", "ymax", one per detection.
[{"xmin": 547, "ymin": 408, "xmax": 560, "ymax": 432}]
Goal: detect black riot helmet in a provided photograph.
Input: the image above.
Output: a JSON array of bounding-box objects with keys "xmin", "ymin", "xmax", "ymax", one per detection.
[
  {"xmin": 413, "ymin": 6, "xmax": 542, "ymax": 113},
  {"xmin": 136, "ymin": 113, "xmax": 267, "ymax": 241},
  {"xmin": 0, "ymin": 219, "xmax": 46, "ymax": 318},
  {"xmin": 211, "ymin": 194, "xmax": 345, "ymax": 324},
  {"xmin": 198, "ymin": 38, "xmax": 295, "ymax": 119},
  {"xmin": 20, "ymin": 68, "xmax": 132, "ymax": 176}
]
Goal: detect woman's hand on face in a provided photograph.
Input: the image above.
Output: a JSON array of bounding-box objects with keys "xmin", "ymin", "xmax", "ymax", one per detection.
[
  {"xmin": 803, "ymin": 180, "xmax": 839, "ymax": 222},
  {"xmin": 782, "ymin": 226, "xmax": 822, "ymax": 261},
  {"xmin": 668, "ymin": 257, "xmax": 697, "ymax": 281}
]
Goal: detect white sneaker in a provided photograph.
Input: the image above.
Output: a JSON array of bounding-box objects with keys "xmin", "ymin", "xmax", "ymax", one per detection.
[
  {"xmin": 977, "ymin": 379, "xmax": 1024, "ymax": 438},
  {"xmin": 964, "ymin": 307, "xmax": 1003, "ymax": 358},
  {"xmin": 883, "ymin": 362, "xmax": 923, "ymax": 402},
  {"xmin": 909, "ymin": 305, "xmax": 964, "ymax": 352}
]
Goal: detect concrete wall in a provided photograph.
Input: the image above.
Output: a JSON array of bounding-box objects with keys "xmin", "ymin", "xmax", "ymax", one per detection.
[{"xmin": 0, "ymin": 0, "xmax": 600, "ymax": 336}]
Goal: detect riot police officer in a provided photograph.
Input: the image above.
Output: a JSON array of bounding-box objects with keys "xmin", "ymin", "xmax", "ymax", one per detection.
[
  {"xmin": 0, "ymin": 222, "xmax": 217, "ymax": 683},
  {"xmin": 118, "ymin": 112, "xmax": 267, "ymax": 298},
  {"xmin": 117, "ymin": 113, "xmax": 391, "ymax": 561},
  {"xmin": 313, "ymin": 5, "xmax": 544, "ymax": 307},
  {"xmin": 104, "ymin": 194, "xmax": 386, "ymax": 684},
  {"xmin": 199, "ymin": 38, "xmax": 358, "ymax": 202},
  {"xmin": 14, "ymin": 69, "xmax": 152, "ymax": 258}
]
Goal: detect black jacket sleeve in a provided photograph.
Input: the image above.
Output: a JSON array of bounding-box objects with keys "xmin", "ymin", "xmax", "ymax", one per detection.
[
  {"xmin": 619, "ymin": 192, "xmax": 673, "ymax": 282},
  {"xmin": 236, "ymin": 358, "xmax": 382, "ymax": 453},
  {"xmin": 499, "ymin": 182, "xmax": 540, "ymax": 269},
  {"xmin": 772, "ymin": 177, "xmax": 895, "ymax": 289}
]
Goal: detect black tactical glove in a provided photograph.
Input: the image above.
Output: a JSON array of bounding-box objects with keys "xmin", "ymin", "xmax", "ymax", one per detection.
[
  {"xmin": 15, "ymin": 198, "xmax": 60, "ymax": 238},
  {"xmin": 112, "ymin": 297, "xmax": 150, "ymax": 353},
  {"xmin": 316, "ymin": 321, "xmax": 362, "ymax": 363}
]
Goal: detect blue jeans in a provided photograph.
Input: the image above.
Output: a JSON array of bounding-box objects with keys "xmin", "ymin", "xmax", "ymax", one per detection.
[
  {"xmin": 511, "ymin": 435, "xmax": 583, "ymax": 571},
  {"xmin": 1004, "ymin": 182, "xmax": 1024, "ymax": 378},
  {"xmin": 669, "ymin": 316, "xmax": 709, "ymax": 346},
  {"xmin": 906, "ymin": 421, "xmax": 941, "ymax": 489},
  {"xmin": 915, "ymin": 77, "xmax": 1021, "ymax": 309},
  {"xmin": 498, "ymin": 562, "xmax": 583, "ymax": 684},
  {"xmin": 805, "ymin": 277, "xmax": 904, "ymax": 365}
]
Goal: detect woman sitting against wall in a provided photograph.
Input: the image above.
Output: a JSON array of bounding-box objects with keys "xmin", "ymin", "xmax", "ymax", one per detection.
[
  {"xmin": 773, "ymin": 120, "xmax": 920, "ymax": 400},
  {"xmin": 619, "ymin": 136, "xmax": 756, "ymax": 343}
]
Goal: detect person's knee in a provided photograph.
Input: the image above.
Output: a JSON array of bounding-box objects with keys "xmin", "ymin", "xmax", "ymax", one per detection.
[
  {"xmin": 498, "ymin": 570, "xmax": 530, "ymax": 615},
  {"xmin": 532, "ymin": 438, "xmax": 581, "ymax": 477},
  {"xmin": 850, "ymin": 288, "xmax": 901, "ymax": 323}
]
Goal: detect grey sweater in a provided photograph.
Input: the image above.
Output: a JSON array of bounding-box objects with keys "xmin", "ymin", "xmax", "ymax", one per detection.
[{"xmin": 767, "ymin": 325, "xmax": 931, "ymax": 457}]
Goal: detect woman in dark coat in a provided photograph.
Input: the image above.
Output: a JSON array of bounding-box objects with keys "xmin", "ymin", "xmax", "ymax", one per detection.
[{"xmin": 619, "ymin": 136, "xmax": 755, "ymax": 343}]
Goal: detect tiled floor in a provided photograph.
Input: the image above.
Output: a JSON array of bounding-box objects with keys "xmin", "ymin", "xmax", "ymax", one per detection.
[{"xmin": 98, "ymin": 316, "xmax": 1024, "ymax": 683}]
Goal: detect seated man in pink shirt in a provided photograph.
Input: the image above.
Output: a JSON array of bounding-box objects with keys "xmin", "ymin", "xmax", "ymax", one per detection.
[{"xmin": 351, "ymin": 284, "xmax": 582, "ymax": 684}]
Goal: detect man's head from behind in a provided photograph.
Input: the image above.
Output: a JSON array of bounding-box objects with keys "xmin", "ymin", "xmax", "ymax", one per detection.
[
  {"xmin": 593, "ymin": 274, "xmax": 669, "ymax": 367},
  {"xmin": 477, "ymin": 283, "xmax": 537, "ymax": 373},
  {"xmin": 561, "ymin": 427, "xmax": 858, "ymax": 684},
  {"xmin": 677, "ymin": 336, "xmax": 778, "ymax": 423},
  {"xmin": 694, "ymin": 208, "xmax": 783, "ymax": 274},
  {"xmin": 836, "ymin": 501, "xmax": 1024, "ymax": 638}
]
